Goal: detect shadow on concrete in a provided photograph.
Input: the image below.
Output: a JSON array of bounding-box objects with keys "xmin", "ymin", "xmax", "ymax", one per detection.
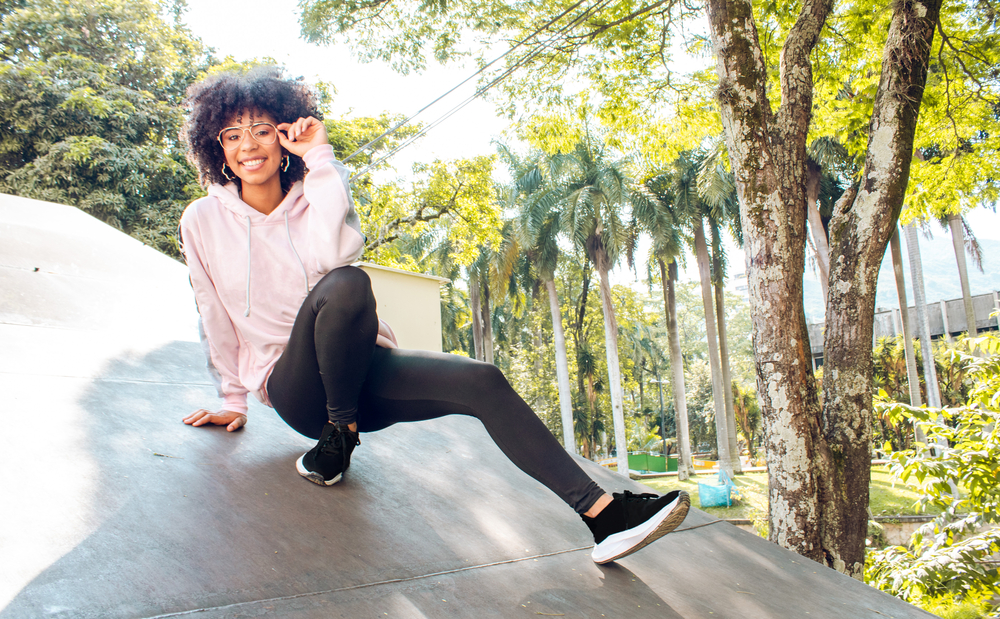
[{"xmin": 3, "ymin": 342, "xmax": 683, "ymax": 618}]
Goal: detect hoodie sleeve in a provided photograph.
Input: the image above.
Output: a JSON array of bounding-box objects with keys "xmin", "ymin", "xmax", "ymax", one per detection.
[
  {"xmin": 180, "ymin": 203, "xmax": 249, "ymax": 415},
  {"xmin": 301, "ymin": 144, "xmax": 366, "ymax": 271}
]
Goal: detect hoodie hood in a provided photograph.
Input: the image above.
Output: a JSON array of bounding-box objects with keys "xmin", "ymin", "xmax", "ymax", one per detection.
[{"xmin": 207, "ymin": 181, "xmax": 307, "ymax": 224}]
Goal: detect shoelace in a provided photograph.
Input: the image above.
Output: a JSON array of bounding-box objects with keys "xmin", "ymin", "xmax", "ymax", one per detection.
[
  {"xmin": 619, "ymin": 490, "xmax": 659, "ymax": 528},
  {"xmin": 318, "ymin": 423, "xmax": 361, "ymax": 472}
]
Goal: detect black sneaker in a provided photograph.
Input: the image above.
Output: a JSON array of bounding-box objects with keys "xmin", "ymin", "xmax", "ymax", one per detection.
[
  {"xmin": 583, "ymin": 489, "xmax": 690, "ymax": 564},
  {"xmin": 295, "ymin": 422, "xmax": 360, "ymax": 486}
]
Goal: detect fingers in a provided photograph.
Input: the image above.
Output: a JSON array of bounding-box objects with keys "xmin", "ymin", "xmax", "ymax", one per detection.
[
  {"xmin": 183, "ymin": 409, "xmax": 246, "ymax": 430},
  {"xmin": 277, "ymin": 117, "xmax": 321, "ymax": 143},
  {"xmin": 183, "ymin": 409, "xmax": 214, "ymax": 426},
  {"xmin": 375, "ymin": 334, "xmax": 398, "ymax": 349},
  {"xmin": 227, "ymin": 414, "xmax": 247, "ymax": 432}
]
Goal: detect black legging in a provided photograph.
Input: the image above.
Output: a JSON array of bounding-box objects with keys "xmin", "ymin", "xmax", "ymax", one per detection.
[{"xmin": 266, "ymin": 266, "xmax": 606, "ymax": 514}]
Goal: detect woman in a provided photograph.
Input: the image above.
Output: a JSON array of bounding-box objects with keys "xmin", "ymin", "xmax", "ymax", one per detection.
[{"xmin": 177, "ymin": 67, "xmax": 688, "ymax": 565}]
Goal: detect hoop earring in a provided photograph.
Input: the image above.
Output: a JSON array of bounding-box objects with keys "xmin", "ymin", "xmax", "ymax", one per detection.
[
  {"xmin": 281, "ymin": 155, "xmax": 290, "ymax": 172},
  {"xmin": 221, "ymin": 163, "xmax": 236, "ymax": 181}
]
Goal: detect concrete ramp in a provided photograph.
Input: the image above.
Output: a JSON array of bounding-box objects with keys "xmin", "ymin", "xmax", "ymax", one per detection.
[{"xmin": 0, "ymin": 194, "xmax": 930, "ymax": 618}]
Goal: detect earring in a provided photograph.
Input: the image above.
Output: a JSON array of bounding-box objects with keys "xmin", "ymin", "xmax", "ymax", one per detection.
[
  {"xmin": 221, "ymin": 163, "xmax": 236, "ymax": 181},
  {"xmin": 281, "ymin": 155, "xmax": 290, "ymax": 172}
]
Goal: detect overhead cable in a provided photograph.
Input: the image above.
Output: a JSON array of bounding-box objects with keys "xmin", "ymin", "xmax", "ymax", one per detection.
[
  {"xmin": 349, "ymin": 0, "xmax": 614, "ymax": 181},
  {"xmin": 342, "ymin": 0, "xmax": 588, "ymax": 164}
]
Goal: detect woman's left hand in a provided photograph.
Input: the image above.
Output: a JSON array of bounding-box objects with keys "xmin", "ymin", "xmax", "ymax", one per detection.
[
  {"xmin": 277, "ymin": 117, "xmax": 328, "ymax": 158},
  {"xmin": 376, "ymin": 318, "xmax": 398, "ymax": 349}
]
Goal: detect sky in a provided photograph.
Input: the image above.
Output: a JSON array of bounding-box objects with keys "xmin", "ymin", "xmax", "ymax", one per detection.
[
  {"xmin": 182, "ymin": 0, "xmax": 999, "ymax": 306},
  {"xmin": 182, "ymin": 0, "xmax": 509, "ymax": 177}
]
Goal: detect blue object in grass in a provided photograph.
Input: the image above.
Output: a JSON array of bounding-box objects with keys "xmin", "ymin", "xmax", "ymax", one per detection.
[{"xmin": 698, "ymin": 469, "xmax": 734, "ymax": 508}]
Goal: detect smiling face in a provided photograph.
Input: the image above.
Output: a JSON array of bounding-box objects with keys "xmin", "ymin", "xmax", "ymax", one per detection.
[{"xmin": 219, "ymin": 109, "xmax": 284, "ymax": 191}]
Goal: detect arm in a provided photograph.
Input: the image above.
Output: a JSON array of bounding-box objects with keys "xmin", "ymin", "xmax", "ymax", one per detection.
[
  {"xmin": 278, "ymin": 118, "xmax": 365, "ymax": 273},
  {"xmin": 180, "ymin": 205, "xmax": 248, "ymax": 431}
]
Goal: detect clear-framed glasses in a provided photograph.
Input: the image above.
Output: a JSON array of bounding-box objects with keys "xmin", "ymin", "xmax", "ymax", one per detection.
[{"xmin": 217, "ymin": 122, "xmax": 279, "ymax": 150}]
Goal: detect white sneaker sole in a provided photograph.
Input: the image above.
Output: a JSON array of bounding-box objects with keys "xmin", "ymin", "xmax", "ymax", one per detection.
[
  {"xmin": 296, "ymin": 454, "xmax": 342, "ymax": 486},
  {"xmin": 591, "ymin": 491, "xmax": 690, "ymax": 564}
]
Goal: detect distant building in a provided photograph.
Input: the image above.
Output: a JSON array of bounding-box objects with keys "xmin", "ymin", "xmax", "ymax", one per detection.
[
  {"xmin": 807, "ymin": 291, "xmax": 1000, "ymax": 368},
  {"xmin": 728, "ymin": 272, "xmax": 750, "ymax": 299}
]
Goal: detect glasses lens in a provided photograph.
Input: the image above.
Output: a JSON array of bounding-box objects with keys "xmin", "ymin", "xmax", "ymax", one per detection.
[
  {"xmin": 220, "ymin": 127, "xmax": 244, "ymax": 150},
  {"xmin": 250, "ymin": 123, "xmax": 277, "ymax": 145}
]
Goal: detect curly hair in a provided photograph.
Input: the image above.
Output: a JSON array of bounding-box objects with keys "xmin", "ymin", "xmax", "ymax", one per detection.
[{"xmin": 181, "ymin": 66, "xmax": 322, "ymax": 192}]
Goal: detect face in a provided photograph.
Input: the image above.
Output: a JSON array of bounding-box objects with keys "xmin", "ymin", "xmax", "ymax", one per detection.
[{"xmin": 219, "ymin": 109, "xmax": 284, "ymax": 189}]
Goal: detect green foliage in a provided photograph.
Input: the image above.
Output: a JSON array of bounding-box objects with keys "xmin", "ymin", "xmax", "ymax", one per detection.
[
  {"xmin": 360, "ymin": 155, "xmax": 502, "ymax": 269},
  {"xmin": 866, "ymin": 335, "xmax": 1000, "ymax": 604},
  {"xmin": 0, "ymin": 0, "xmax": 213, "ymax": 258}
]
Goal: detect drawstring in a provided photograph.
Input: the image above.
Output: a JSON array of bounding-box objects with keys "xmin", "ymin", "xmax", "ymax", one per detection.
[
  {"xmin": 244, "ymin": 215, "xmax": 251, "ymax": 317},
  {"xmin": 285, "ymin": 211, "xmax": 309, "ymax": 294}
]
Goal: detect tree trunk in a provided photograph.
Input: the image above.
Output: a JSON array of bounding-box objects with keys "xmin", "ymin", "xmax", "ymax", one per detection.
[
  {"xmin": 905, "ymin": 222, "xmax": 942, "ymax": 408},
  {"xmin": 694, "ymin": 216, "xmax": 734, "ymax": 476},
  {"xmin": 481, "ymin": 280, "xmax": 494, "ymax": 365},
  {"xmin": 661, "ymin": 259, "xmax": 693, "ymax": 479},
  {"xmin": 470, "ymin": 275, "xmax": 484, "ymax": 361},
  {"xmin": 593, "ymin": 245, "xmax": 629, "ymax": 478},
  {"xmin": 806, "ymin": 161, "xmax": 830, "ymax": 305},
  {"xmin": 706, "ymin": 0, "xmax": 941, "ymax": 577},
  {"xmin": 948, "ymin": 213, "xmax": 977, "ymax": 337},
  {"xmin": 546, "ymin": 278, "xmax": 576, "ymax": 454},
  {"xmin": 889, "ymin": 228, "xmax": 926, "ymax": 445},
  {"xmin": 714, "ymin": 251, "xmax": 743, "ymax": 473}
]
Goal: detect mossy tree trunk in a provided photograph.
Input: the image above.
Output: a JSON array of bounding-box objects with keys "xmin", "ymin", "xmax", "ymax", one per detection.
[{"xmin": 705, "ymin": 0, "xmax": 941, "ymax": 577}]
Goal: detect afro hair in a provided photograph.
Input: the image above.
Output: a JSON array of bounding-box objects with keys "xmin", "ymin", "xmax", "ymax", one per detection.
[{"xmin": 181, "ymin": 66, "xmax": 323, "ymax": 193}]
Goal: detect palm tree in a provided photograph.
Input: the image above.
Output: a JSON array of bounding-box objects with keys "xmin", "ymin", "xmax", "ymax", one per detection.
[
  {"xmin": 887, "ymin": 226, "xmax": 926, "ymax": 444},
  {"xmin": 553, "ymin": 140, "xmax": 651, "ymax": 476},
  {"xmin": 498, "ymin": 143, "xmax": 578, "ymax": 454},
  {"xmin": 942, "ymin": 213, "xmax": 983, "ymax": 337},
  {"xmin": 637, "ymin": 175, "xmax": 694, "ymax": 479},
  {"xmin": 669, "ymin": 151, "xmax": 735, "ymax": 476},
  {"xmin": 803, "ymin": 137, "xmax": 850, "ymax": 305},
  {"xmin": 699, "ymin": 151, "xmax": 743, "ymax": 473},
  {"xmin": 903, "ymin": 222, "xmax": 943, "ymax": 408}
]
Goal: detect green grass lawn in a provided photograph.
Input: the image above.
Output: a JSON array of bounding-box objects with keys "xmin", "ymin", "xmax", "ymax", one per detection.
[{"xmin": 641, "ymin": 465, "xmax": 938, "ymax": 536}]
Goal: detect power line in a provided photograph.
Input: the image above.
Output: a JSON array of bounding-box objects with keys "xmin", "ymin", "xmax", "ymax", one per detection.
[
  {"xmin": 348, "ymin": 0, "xmax": 614, "ymax": 182},
  {"xmin": 342, "ymin": 0, "xmax": 588, "ymax": 164}
]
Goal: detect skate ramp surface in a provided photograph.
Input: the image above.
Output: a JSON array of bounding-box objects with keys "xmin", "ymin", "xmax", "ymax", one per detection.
[{"xmin": 0, "ymin": 193, "xmax": 931, "ymax": 618}]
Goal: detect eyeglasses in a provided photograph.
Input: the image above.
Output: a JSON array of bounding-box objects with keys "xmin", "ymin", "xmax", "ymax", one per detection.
[{"xmin": 217, "ymin": 122, "xmax": 278, "ymax": 150}]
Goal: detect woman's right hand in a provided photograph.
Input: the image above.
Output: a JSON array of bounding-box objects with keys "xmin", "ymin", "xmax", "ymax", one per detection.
[
  {"xmin": 277, "ymin": 117, "xmax": 328, "ymax": 158},
  {"xmin": 183, "ymin": 409, "xmax": 247, "ymax": 432}
]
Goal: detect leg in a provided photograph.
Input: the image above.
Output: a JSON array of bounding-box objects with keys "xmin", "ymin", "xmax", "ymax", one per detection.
[
  {"xmin": 356, "ymin": 347, "xmax": 607, "ymax": 514},
  {"xmin": 357, "ymin": 348, "xmax": 691, "ymax": 563},
  {"xmin": 268, "ymin": 266, "xmax": 378, "ymax": 439}
]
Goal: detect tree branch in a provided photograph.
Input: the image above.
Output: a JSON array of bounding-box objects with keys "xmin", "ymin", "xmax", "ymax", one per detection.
[{"xmin": 775, "ymin": 0, "xmax": 834, "ymax": 137}]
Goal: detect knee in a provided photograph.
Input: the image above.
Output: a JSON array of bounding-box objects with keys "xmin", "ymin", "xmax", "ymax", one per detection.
[
  {"xmin": 469, "ymin": 360, "xmax": 509, "ymax": 392},
  {"xmin": 311, "ymin": 267, "xmax": 375, "ymax": 315}
]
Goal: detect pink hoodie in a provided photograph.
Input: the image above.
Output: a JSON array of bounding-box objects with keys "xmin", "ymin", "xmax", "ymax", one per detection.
[{"xmin": 180, "ymin": 145, "xmax": 365, "ymax": 414}]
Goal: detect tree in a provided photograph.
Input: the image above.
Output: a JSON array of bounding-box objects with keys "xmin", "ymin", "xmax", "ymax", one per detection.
[
  {"xmin": 657, "ymin": 151, "xmax": 735, "ymax": 477},
  {"xmin": 942, "ymin": 213, "xmax": 983, "ymax": 337},
  {"xmin": 0, "ymin": 0, "xmax": 213, "ymax": 257},
  {"xmin": 636, "ymin": 170, "xmax": 695, "ymax": 479},
  {"xmin": 501, "ymin": 143, "xmax": 578, "ymax": 453},
  {"xmin": 867, "ymin": 335, "xmax": 1000, "ymax": 606},
  {"xmin": 702, "ymin": 0, "xmax": 950, "ymax": 575},
  {"xmin": 301, "ymin": 0, "xmax": 999, "ymax": 577},
  {"xmin": 904, "ymin": 222, "xmax": 944, "ymax": 410},
  {"xmin": 552, "ymin": 140, "xmax": 645, "ymax": 476}
]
